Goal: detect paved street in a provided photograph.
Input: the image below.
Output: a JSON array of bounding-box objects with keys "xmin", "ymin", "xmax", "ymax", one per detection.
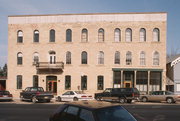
[{"xmin": 0, "ymin": 100, "xmax": 180, "ymax": 121}]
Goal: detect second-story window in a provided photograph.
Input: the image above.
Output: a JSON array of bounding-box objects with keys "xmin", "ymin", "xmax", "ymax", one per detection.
[
  {"xmin": 49, "ymin": 51, "xmax": 56, "ymax": 64},
  {"xmin": 114, "ymin": 28, "xmax": 120, "ymax": 42},
  {"xmin": 97, "ymin": 76, "xmax": 104, "ymax": 90},
  {"xmin": 98, "ymin": 51, "xmax": 104, "ymax": 64},
  {"xmin": 140, "ymin": 28, "xmax": 146, "ymax": 42},
  {"xmin": 34, "ymin": 30, "xmax": 39, "ymax": 43},
  {"xmin": 66, "ymin": 29, "xmax": 72, "ymax": 42},
  {"xmin": 114, "ymin": 51, "xmax": 120, "ymax": 64},
  {"xmin": 66, "ymin": 51, "xmax": 71, "ymax": 64},
  {"xmin": 153, "ymin": 28, "xmax": 160, "ymax": 42},
  {"xmin": 81, "ymin": 51, "xmax": 88, "ymax": 64},
  {"xmin": 33, "ymin": 52, "xmax": 39, "ymax": 64},
  {"xmin": 126, "ymin": 51, "xmax": 132, "ymax": 65},
  {"xmin": 81, "ymin": 75, "xmax": 87, "ymax": 90},
  {"xmin": 153, "ymin": 51, "xmax": 159, "ymax": 65},
  {"xmin": 65, "ymin": 75, "xmax": 71, "ymax": 90},
  {"xmin": 50, "ymin": 29, "xmax": 55, "ymax": 42},
  {"xmin": 17, "ymin": 52, "xmax": 23, "ymax": 65},
  {"xmin": 17, "ymin": 30, "xmax": 23, "ymax": 43},
  {"xmin": 140, "ymin": 51, "xmax": 146, "ymax": 65},
  {"xmin": 125, "ymin": 28, "xmax": 132, "ymax": 42},
  {"xmin": 98, "ymin": 28, "xmax": 104, "ymax": 42},
  {"xmin": 81, "ymin": 29, "xmax": 88, "ymax": 42}
]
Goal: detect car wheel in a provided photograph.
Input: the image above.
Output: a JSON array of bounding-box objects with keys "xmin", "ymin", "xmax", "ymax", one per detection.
[
  {"xmin": 142, "ymin": 97, "xmax": 148, "ymax": 102},
  {"xmin": 96, "ymin": 96, "xmax": 102, "ymax": 101},
  {"xmin": 127, "ymin": 99, "xmax": 132, "ymax": 103},
  {"xmin": 46, "ymin": 99, "xmax": 50, "ymax": 103},
  {"xmin": 166, "ymin": 98, "xmax": 174, "ymax": 104},
  {"xmin": 32, "ymin": 96, "xmax": 37, "ymax": 103},
  {"xmin": 119, "ymin": 97, "xmax": 126, "ymax": 103},
  {"xmin": 57, "ymin": 96, "xmax": 61, "ymax": 102},
  {"xmin": 73, "ymin": 97, "xmax": 78, "ymax": 101},
  {"xmin": 20, "ymin": 96, "xmax": 24, "ymax": 101}
]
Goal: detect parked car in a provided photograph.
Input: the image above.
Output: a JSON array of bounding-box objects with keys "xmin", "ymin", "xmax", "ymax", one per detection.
[
  {"xmin": 56, "ymin": 91, "xmax": 93, "ymax": 102},
  {"xmin": 0, "ymin": 90, "xmax": 13, "ymax": 101},
  {"xmin": 20, "ymin": 87, "xmax": 54, "ymax": 103},
  {"xmin": 95, "ymin": 88, "xmax": 140, "ymax": 103},
  {"xmin": 140, "ymin": 91, "xmax": 180, "ymax": 103},
  {"xmin": 49, "ymin": 100, "xmax": 137, "ymax": 121}
]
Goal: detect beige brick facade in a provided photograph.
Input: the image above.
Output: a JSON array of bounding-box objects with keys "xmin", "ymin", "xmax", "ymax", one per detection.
[{"xmin": 8, "ymin": 12, "xmax": 167, "ymax": 98}]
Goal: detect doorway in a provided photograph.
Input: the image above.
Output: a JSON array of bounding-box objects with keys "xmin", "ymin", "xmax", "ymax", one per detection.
[
  {"xmin": 46, "ymin": 76, "xmax": 57, "ymax": 93},
  {"xmin": 123, "ymin": 71, "xmax": 134, "ymax": 88},
  {"xmin": 124, "ymin": 81, "xmax": 132, "ymax": 88}
]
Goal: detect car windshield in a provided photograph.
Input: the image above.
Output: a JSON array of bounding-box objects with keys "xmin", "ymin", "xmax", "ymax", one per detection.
[
  {"xmin": 75, "ymin": 91, "xmax": 85, "ymax": 94},
  {"xmin": 96, "ymin": 106, "xmax": 136, "ymax": 121}
]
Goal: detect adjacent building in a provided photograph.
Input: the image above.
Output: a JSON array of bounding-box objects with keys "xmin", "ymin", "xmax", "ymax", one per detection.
[{"xmin": 8, "ymin": 12, "xmax": 167, "ymax": 97}]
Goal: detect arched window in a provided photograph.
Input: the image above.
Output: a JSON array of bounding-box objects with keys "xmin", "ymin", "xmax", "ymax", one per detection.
[
  {"xmin": 81, "ymin": 51, "xmax": 88, "ymax": 64},
  {"xmin": 98, "ymin": 51, "xmax": 104, "ymax": 64},
  {"xmin": 140, "ymin": 51, "xmax": 146, "ymax": 65},
  {"xmin": 126, "ymin": 51, "xmax": 132, "ymax": 65},
  {"xmin": 66, "ymin": 51, "xmax": 71, "ymax": 64},
  {"xmin": 125, "ymin": 28, "xmax": 132, "ymax": 42},
  {"xmin": 49, "ymin": 51, "xmax": 56, "ymax": 64},
  {"xmin": 17, "ymin": 52, "xmax": 23, "ymax": 65},
  {"xmin": 34, "ymin": 30, "xmax": 39, "ymax": 42},
  {"xmin": 50, "ymin": 29, "xmax": 55, "ymax": 42},
  {"xmin": 153, "ymin": 51, "xmax": 159, "ymax": 65},
  {"xmin": 66, "ymin": 29, "xmax": 72, "ymax": 42},
  {"xmin": 153, "ymin": 28, "xmax": 160, "ymax": 42},
  {"xmin": 114, "ymin": 51, "xmax": 120, "ymax": 64},
  {"xmin": 114, "ymin": 28, "xmax": 120, "ymax": 42},
  {"xmin": 140, "ymin": 28, "xmax": 146, "ymax": 42},
  {"xmin": 98, "ymin": 28, "xmax": 104, "ymax": 42},
  {"xmin": 33, "ymin": 52, "xmax": 39, "ymax": 64},
  {"xmin": 81, "ymin": 29, "xmax": 88, "ymax": 42},
  {"xmin": 17, "ymin": 75, "xmax": 22, "ymax": 89},
  {"xmin": 17, "ymin": 30, "xmax": 23, "ymax": 43}
]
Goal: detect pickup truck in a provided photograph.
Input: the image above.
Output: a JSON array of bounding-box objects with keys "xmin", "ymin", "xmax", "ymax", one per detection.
[
  {"xmin": 20, "ymin": 87, "xmax": 54, "ymax": 103},
  {"xmin": 95, "ymin": 88, "xmax": 140, "ymax": 103}
]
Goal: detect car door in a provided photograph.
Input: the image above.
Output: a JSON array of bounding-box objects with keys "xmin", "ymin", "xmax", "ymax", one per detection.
[
  {"xmin": 69, "ymin": 91, "xmax": 75, "ymax": 101},
  {"xmin": 61, "ymin": 91, "xmax": 71, "ymax": 101},
  {"xmin": 102, "ymin": 89, "xmax": 111, "ymax": 100},
  {"xmin": 148, "ymin": 91, "xmax": 158, "ymax": 101}
]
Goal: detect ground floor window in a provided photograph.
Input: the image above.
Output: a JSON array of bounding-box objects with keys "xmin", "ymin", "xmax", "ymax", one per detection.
[
  {"xmin": 150, "ymin": 72, "xmax": 161, "ymax": 91},
  {"xmin": 65, "ymin": 75, "xmax": 71, "ymax": 90},
  {"xmin": 97, "ymin": 76, "xmax": 104, "ymax": 90},
  {"xmin": 81, "ymin": 76, "xmax": 87, "ymax": 90},
  {"xmin": 113, "ymin": 71, "xmax": 121, "ymax": 88},
  {"xmin": 33, "ymin": 75, "xmax": 39, "ymax": 87},
  {"xmin": 17, "ymin": 75, "xmax": 22, "ymax": 89},
  {"xmin": 136, "ymin": 71, "xmax": 148, "ymax": 92}
]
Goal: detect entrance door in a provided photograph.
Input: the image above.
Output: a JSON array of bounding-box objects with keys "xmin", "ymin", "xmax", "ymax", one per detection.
[
  {"xmin": 46, "ymin": 76, "xmax": 57, "ymax": 94},
  {"xmin": 124, "ymin": 81, "xmax": 132, "ymax": 88},
  {"xmin": 123, "ymin": 71, "xmax": 134, "ymax": 88}
]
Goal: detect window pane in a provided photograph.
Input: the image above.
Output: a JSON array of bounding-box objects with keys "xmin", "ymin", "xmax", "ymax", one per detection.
[
  {"xmin": 66, "ymin": 51, "xmax": 71, "ymax": 64},
  {"xmin": 153, "ymin": 51, "xmax": 159, "ymax": 65},
  {"xmin": 140, "ymin": 51, "xmax": 146, "ymax": 65},
  {"xmin": 17, "ymin": 31, "xmax": 23, "ymax": 43},
  {"xmin": 17, "ymin": 53, "xmax": 23, "ymax": 65},
  {"xmin": 125, "ymin": 28, "xmax": 132, "ymax": 42},
  {"xmin": 34, "ymin": 30, "xmax": 39, "ymax": 42},
  {"xmin": 79, "ymin": 109, "xmax": 95, "ymax": 121},
  {"xmin": 140, "ymin": 28, "xmax": 146, "ymax": 42},
  {"xmin": 98, "ymin": 28, "xmax": 104, "ymax": 42},
  {"xmin": 114, "ymin": 28, "xmax": 120, "ymax": 42},
  {"xmin": 82, "ymin": 51, "xmax": 87, "ymax": 64},
  {"xmin": 65, "ymin": 76, "xmax": 71, "ymax": 90},
  {"xmin": 17, "ymin": 75, "xmax": 22, "ymax": 89},
  {"xmin": 81, "ymin": 76, "xmax": 87, "ymax": 90},
  {"xmin": 153, "ymin": 28, "xmax": 160, "ymax": 42},
  {"xmin": 33, "ymin": 75, "xmax": 38, "ymax": 87},
  {"xmin": 126, "ymin": 51, "xmax": 132, "ymax": 65},
  {"xmin": 66, "ymin": 29, "xmax": 72, "ymax": 42},
  {"xmin": 97, "ymin": 76, "xmax": 104, "ymax": 90},
  {"xmin": 50, "ymin": 29, "xmax": 55, "ymax": 42},
  {"xmin": 82, "ymin": 29, "xmax": 88, "ymax": 42},
  {"xmin": 98, "ymin": 51, "xmax": 104, "ymax": 64},
  {"xmin": 115, "ymin": 51, "xmax": 120, "ymax": 64}
]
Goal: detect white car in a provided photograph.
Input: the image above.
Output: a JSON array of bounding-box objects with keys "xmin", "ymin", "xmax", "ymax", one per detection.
[{"xmin": 56, "ymin": 91, "xmax": 94, "ymax": 102}]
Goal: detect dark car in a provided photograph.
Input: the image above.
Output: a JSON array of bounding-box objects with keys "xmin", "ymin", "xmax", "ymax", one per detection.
[
  {"xmin": 49, "ymin": 100, "xmax": 137, "ymax": 121},
  {"xmin": 20, "ymin": 87, "xmax": 54, "ymax": 103},
  {"xmin": 95, "ymin": 88, "xmax": 140, "ymax": 103},
  {"xmin": 0, "ymin": 90, "xmax": 13, "ymax": 101}
]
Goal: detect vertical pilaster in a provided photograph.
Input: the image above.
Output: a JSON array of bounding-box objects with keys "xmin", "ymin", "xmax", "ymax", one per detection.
[
  {"xmin": 134, "ymin": 70, "xmax": 137, "ymax": 88},
  {"xmin": 121, "ymin": 71, "xmax": 123, "ymax": 88},
  {"xmin": 147, "ymin": 71, "xmax": 150, "ymax": 94}
]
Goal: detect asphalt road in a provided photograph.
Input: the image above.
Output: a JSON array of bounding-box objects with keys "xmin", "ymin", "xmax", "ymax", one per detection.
[{"xmin": 0, "ymin": 103, "xmax": 180, "ymax": 121}]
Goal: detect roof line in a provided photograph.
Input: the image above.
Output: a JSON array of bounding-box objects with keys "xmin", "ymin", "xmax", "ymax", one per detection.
[{"xmin": 8, "ymin": 12, "xmax": 167, "ymax": 17}]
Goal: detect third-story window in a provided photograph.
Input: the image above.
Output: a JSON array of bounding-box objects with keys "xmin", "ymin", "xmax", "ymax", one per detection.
[
  {"xmin": 98, "ymin": 28, "xmax": 104, "ymax": 42},
  {"xmin": 81, "ymin": 75, "xmax": 87, "ymax": 90},
  {"xmin": 126, "ymin": 51, "xmax": 132, "ymax": 65},
  {"xmin": 33, "ymin": 52, "xmax": 39, "ymax": 64},
  {"xmin": 34, "ymin": 30, "xmax": 39, "ymax": 42},
  {"xmin": 153, "ymin": 28, "xmax": 160, "ymax": 42},
  {"xmin": 140, "ymin": 28, "xmax": 146, "ymax": 42},
  {"xmin": 81, "ymin": 51, "xmax": 88, "ymax": 64},
  {"xmin": 114, "ymin": 51, "xmax": 120, "ymax": 64},
  {"xmin": 114, "ymin": 28, "xmax": 121, "ymax": 42},
  {"xmin": 66, "ymin": 51, "xmax": 71, "ymax": 64},
  {"xmin": 17, "ymin": 52, "xmax": 23, "ymax": 65},
  {"xmin": 153, "ymin": 51, "xmax": 159, "ymax": 65},
  {"xmin": 17, "ymin": 75, "xmax": 22, "ymax": 89},
  {"xmin": 81, "ymin": 29, "xmax": 88, "ymax": 42},
  {"xmin": 66, "ymin": 29, "xmax": 72, "ymax": 42},
  {"xmin": 125, "ymin": 28, "xmax": 132, "ymax": 42},
  {"xmin": 33, "ymin": 75, "xmax": 39, "ymax": 87},
  {"xmin": 65, "ymin": 75, "xmax": 71, "ymax": 90},
  {"xmin": 140, "ymin": 51, "xmax": 146, "ymax": 65},
  {"xmin": 17, "ymin": 30, "xmax": 23, "ymax": 43},
  {"xmin": 97, "ymin": 76, "xmax": 104, "ymax": 90},
  {"xmin": 50, "ymin": 29, "xmax": 55, "ymax": 42},
  {"xmin": 98, "ymin": 51, "xmax": 104, "ymax": 64}
]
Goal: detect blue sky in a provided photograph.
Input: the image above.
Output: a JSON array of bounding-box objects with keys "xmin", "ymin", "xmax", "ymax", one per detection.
[{"xmin": 0, "ymin": 0, "xmax": 180, "ymax": 67}]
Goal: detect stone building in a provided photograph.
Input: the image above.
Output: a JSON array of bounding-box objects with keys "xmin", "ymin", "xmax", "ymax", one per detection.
[{"xmin": 8, "ymin": 12, "xmax": 167, "ymax": 97}]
